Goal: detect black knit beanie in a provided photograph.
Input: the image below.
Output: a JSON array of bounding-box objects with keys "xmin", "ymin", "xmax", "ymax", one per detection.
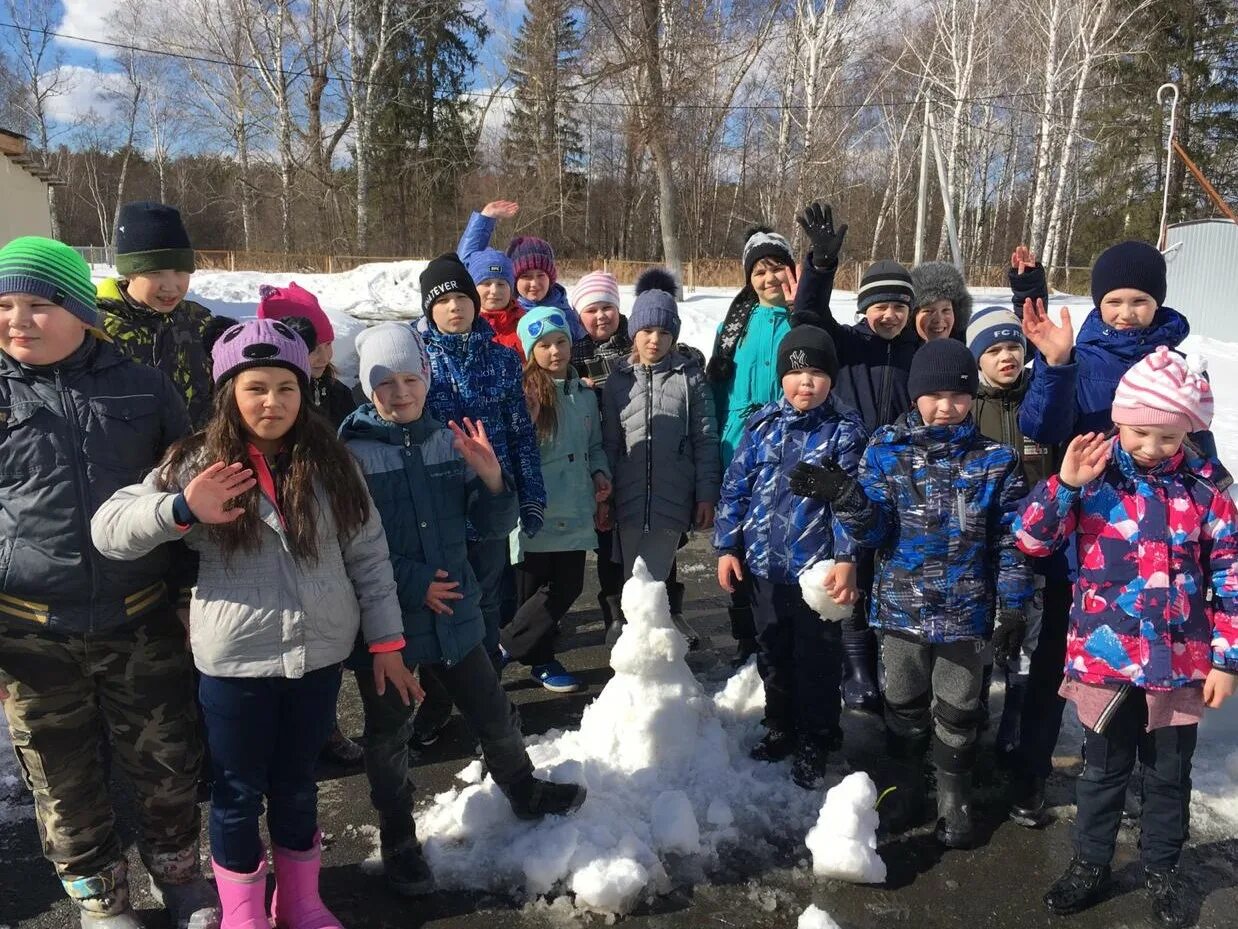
[
  {"xmin": 908, "ymin": 338, "xmax": 978, "ymax": 399},
  {"xmin": 857, "ymin": 259, "xmax": 915, "ymax": 314},
  {"xmin": 1090, "ymin": 240, "xmax": 1166, "ymax": 308},
  {"xmin": 420, "ymin": 252, "xmax": 481, "ymax": 317},
  {"xmin": 115, "ymin": 201, "xmax": 195, "ymax": 275},
  {"xmin": 777, "ymin": 326, "xmax": 839, "ymax": 382}
]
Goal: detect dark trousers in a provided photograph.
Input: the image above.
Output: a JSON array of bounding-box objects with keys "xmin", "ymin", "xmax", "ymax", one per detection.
[
  {"xmin": 467, "ymin": 537, "xmax": 508, "ymax": 659},
  {"xmin": 1016, "ymin": 577, "xmax": 1073, "ymax": 778},
  {"xmin": 357, "ymin": 645, "xmax": 532, "ymax": 841},
  {"xmin": 596, "ymin": 529, "xmax": 624, "ymax": 600},
  {"xmin": 502, "ymin": 550, "xmax": 587, "ymax": 666},
  {"xmin": 728, "ymin": 573, "xmax": 756, "ymax": 641},
  {"xmin": 750, "ymin": 574, "xmax": 843, "ymax": 738},
  {"xmin": 841, "ymin": 549, "xmax": 877, "ymax": 645},
  {"xmin": 199, "ymin": 664, "xmax": 341, "ymax": 872},
  {"xmin": 1074, "ymin": 690, "xmax": 1197, "ymax": 871}
]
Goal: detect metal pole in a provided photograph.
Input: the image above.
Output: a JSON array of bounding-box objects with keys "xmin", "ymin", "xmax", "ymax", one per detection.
[
  {"xmin": 914, "ymin": 97, "xmax": 931, "ymax": 266},
  {"xmin": 926, "ymin": 108, "xmax": 963, "ymax": 271},
  {"xmin": 1156, "ymin": 83, "xmax": 1179, "ymax": 250}
]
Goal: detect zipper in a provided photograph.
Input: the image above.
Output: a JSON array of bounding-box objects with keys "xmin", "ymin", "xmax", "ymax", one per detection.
[
  {"xmin": 643, "ymin": 365, "xmax": 653, "ymax": 532},
  {"xmin": 57, "ymin": 368, "xmax": 97, "ymax": 629},
  {"xmin": 879, "ymin": 341, "xmax": 893, "ymax": 425}
]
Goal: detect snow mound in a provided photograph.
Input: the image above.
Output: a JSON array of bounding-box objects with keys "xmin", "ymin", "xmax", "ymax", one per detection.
[
  {"xmin": 805, "ymin": 772, "xmax": 886, "ymax": 884},
  {"xmin": 798, "ymin": 904, "xmax": 844, "ymax": 929},
  {"xmin": 1227, "ymin": 750, "xmax": 1238, "ymax": 783},
  {"xmin": 414, "ymin": 558, "xmax": 821, "ymax": 915},
  {"xmin": 799, "ymin": 560, "xmax": 854, "ymax": 622}
]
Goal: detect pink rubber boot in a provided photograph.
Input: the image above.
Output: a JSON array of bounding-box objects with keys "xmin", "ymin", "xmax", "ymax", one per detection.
[
  {"xmin": 211, "ymin": 857, "xmax": 269, "ymax": 929},
  {"xmin": 270, "ymin": 833, "xmax": 342, "ymax": 929}
]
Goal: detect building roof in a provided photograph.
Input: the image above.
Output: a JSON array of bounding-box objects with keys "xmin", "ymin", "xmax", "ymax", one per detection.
[{"xmin": 0, "ymin": 127, "xmax": 61, "ymax": 185}]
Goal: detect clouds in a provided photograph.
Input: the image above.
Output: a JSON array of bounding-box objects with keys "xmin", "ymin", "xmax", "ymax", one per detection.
[
  {"xmin": 56, "ymin": 0, "xmax": 123, "ymax": 54},
  {"xmin": 41, "ymin": 64, "xmax": 129, "ymax": 125}
]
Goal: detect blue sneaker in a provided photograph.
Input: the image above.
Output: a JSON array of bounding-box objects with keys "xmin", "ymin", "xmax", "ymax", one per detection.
[{"xmin": 531, "ymin": 661, "xmax": 582, "ymax": 694}]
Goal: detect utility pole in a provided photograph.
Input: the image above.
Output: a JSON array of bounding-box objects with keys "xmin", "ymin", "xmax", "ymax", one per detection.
[{"xmin": 913, "ymin": 96, "xmax": 930, "ymax": 266}]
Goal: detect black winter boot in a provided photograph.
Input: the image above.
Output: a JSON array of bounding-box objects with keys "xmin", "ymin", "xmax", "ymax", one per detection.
[
  {"xmin": 791, "ymin": 731, "xmax": 841, "ymax": 789},
  {"xmin": 1044, "ymin": 857, "xmax": 1111, "ymax": 915},
  {"xmin": 841, "ymin": 627, "xmax": 881, "ymax": 713},
  {"xmin": 379, "ymin": 814, "xmax": 435, "ymax": 897},
  {"xmin": 750, "ymin": 726, "xmax": 796, "ymax": 763},
  {"xmin": 934, "ymin": 769, "xmax": 977, "ymax": 849},
  {"xmin": 502, "ymin": 774, "xmax": 587, "ymax": 820},
  {"xmin": 977, "ymin": 664, "xmax": 993, "ymax": 734},
  {"xmin": 1145, "ymin": 868, "xmax": 1192, "ymax": 929},
  {"xmin": 1008, "ymin": 772, "xmax": 1049, "ymax": 828},
  {"xmin": 877, "ymin": 733, "xmax": 928, "ymax": 834}
]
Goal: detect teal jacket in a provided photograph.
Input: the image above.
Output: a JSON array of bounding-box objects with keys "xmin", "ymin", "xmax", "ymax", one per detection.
[
  {"xmin": 711, "ymin": 302, "xmax": 793, "ymax": 467},
  {"xmin": 341, "ymin": 405, "xmax": 517, "ymax": 668},
  {"xmin": 513, "ymin": 371, "xmax": 610, "ymax": 560}
]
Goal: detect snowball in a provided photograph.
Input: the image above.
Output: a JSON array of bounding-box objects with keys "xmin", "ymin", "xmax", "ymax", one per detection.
[
  {"xmin": 798, "ymin": 903, "xmax": 844, "ymax": 929},
  {"xmin": 570, "ymin": 856, "xmax": 649, "ymax": 914},
  {"xmin": 651, "ymin": 791, "xmax": 700, "ymax": 854},
  {"xmin": 799, "ymin": 560, "xmax": 854, "ymax": 622},
  {"xmin": 805, "ymin": 772, "xmax": 886, "ymax": 884}
]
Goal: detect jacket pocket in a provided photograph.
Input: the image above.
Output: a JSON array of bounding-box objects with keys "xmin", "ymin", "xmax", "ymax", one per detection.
[
  {"xmin": 86, "ymin": 394, "xmax": 162, "ymax": 477},
  {"xmin": 0, "ymin": 400, "xmax": 56, "ymax": 476}
]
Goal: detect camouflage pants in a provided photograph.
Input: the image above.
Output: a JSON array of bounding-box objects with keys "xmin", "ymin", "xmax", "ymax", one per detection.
[{"xmin": 0, "ymin": 607, "xmax": 202, "ymax": 893}]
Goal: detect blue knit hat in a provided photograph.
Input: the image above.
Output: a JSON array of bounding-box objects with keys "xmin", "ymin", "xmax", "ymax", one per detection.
[
  {"xmin": 629, "ymin": 288, "xmax": 680, "ymax": 339},
  {"xmin": 466, "ymin": 248, "xmax": 516, "ymax": 292},
  {"xmin": 1090, "ymin": 241, "xmax": 1166, "ymax": 309},
  {"xmin": 967, "ymin": 306, "xmax": 1026, "ymax": 359},
  {"xmin": 517, "ymin": 306, "xmax": 573, "ymax": 357}
]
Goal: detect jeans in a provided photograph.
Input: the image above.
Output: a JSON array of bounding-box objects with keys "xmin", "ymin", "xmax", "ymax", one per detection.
[
  {"xmin": 1015, "ymin": 577, "xmax": 1073, "ymax": 778},
  {"xmin": 749, "ymin": 574, "xmax": 843, "ymax": 738},
  {"xmin": 199, "ymin": 664, "xmax": 341, "ymax": 872},
  {"xmin": 503, "ymin": 550, "xmax": 587, "ymax": 666},
  {"xmin": 357, "ymin": 645, "xmax": 532, "ymax": 841},
  {"xmin": 1074, "ymin": 689, "xmax": 1197, "ymax": 871}
]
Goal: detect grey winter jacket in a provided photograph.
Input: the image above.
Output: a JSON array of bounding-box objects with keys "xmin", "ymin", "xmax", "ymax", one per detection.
[
  {"xmin": 602, "ymin": 353, "xmax": 721, "ymax": 534},
  {"xmin": 0, "ymin": 336, "xmax": 190, "ymax": 634},
  {"xmin": 91, "ymin": 460, "xmax": 405, "ymax": 679}
]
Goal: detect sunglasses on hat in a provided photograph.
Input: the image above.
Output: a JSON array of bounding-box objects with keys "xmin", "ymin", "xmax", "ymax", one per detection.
[{"xmin": 528, "ymin": 313, "xmax": 567, "ymax": 338}]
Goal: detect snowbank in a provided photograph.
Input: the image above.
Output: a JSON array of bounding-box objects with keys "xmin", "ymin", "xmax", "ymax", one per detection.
[{"xmin": 415, "ymin": 559, "xmax": 823, "ymax": 915}]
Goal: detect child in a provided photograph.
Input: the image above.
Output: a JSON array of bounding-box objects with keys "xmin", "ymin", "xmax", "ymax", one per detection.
[
  {"xmin": 793, "ymin": 202, "xmax": 919, "ymax": 713},
  {"xmin": 824, "ymin": 339, "xmax": 1032, "ymax": 848},
  {"xmin": 603, "ymin": 274, "xmax": 721, "ymax": 637},
  {"xmin": 340, "ymin": 323, "xmax": 586, "ymax": 896},
  {"xmin": 707, "ymin": 223, "xmax": 801, "ymax": 663},
  {"xmin": 257, "ymin": 281, "xmax": 357, "ymax": 428},
  {"xmin": 91, "ymin": 318, "xmax": 421, "ymax": 928},
  {"xmin": 910, "ymin": 260, "xmax": 972, "ymax": 342},
  {"xmin": 1014, "ymin": 349, "xmax": 1238, "ymax": 927},
  {"xmin": 714, "ymin": 326, "xmax": 866, "ymax": 788},
  {"xmin": 569, "ymin": 269, "xmax": 629, "ymax": 391},
  {"xmin": 502, "ymin": 307, "xmax": 611, "ymax": 693},
  {"xmin": 0, "ymin": 237, "xmax": 217, "ymax": 929},
  {"xmin": 98, "ymin": 200, "xmax": 218, "ymax": 428},
  {"xmin": 456, "ymin": 199, "xmax": 585, "ymax": 341}
]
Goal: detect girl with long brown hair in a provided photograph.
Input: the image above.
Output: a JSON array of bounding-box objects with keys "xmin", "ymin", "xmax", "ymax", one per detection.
[{"xmin": 92, "ymin": 318, "xmax": 420, "ymax": 929}]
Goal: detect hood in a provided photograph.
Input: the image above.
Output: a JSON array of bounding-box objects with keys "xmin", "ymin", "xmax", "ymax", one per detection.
[
  {"xmin": 339, "ymin": 402, "xmax": 441, "ymax": 445},
  {"xmin": 1110, "ymin": 436, "xmax": 1186, "ymax": 484},
  {"xmin": 1075, "ymin": 306, "xmax": 1189, "ymax": 366},
  {"xmin": 480, "ymin": 301, "xmax": 524, "ymax": 330},
  {"xmin": 878, "ymin": 408, "xmax": 978, "ymax": 451},
  {"xmin": 910, "ymin": 261, "xmax": 973, "ymax": 337},
  {"xmin": 777, "ymin": 392, "xmax": 864, "ymax": 431}
]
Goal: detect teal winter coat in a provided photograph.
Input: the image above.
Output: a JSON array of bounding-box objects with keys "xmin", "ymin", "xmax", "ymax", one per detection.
[
  {"xmin": 513, "ymin": 371, "xmax": 610, "ymax": 560},
  {"xmin": 340, "ymin": 405, "xmax": 518, "ymax": 668},
  {"xmin": 711, "ymin": 302, "xmax": 793, "ymax": 467}
]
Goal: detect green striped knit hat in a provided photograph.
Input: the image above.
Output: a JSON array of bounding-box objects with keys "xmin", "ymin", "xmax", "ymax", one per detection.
[{"xmin": 0, "ymin": 236, "xmax": 98, "ymax": 325}]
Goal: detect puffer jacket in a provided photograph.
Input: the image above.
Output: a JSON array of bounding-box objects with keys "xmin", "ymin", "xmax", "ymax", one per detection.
[
  {"xmin": 1014, "ymin": 439, "xmax": 1238, "ymax": 690},
  {"xmin": 97, "ymin": 277, "xmax": 217, "ymax": 428},
  {"xmin": 0, "ymin": 337, "xmax": 190, "ymax": 634},
  {"xmin": 340, "ymin": 406, "xmax": 518, "ymax": 668},
  {"xmin": 416, "ymin": 315, "xmax": 546, "ymax": 537},
  {"xmin": 710, "ymin": 298, "xmax": 793, "ymax": 466},
  {"xmin": 481, "ymin": 303, "xmax": 527, "ymax": 359},
  {"xmin": 1020, "ymin": 305, "xmax": 1190, "ymax": 443},
  {"xmin": 90, "ymin": 449, "xmax": 405, "ymax": 679},
  {"xmin": 515, "ymin": 372, "xmax": 609, "ymax": 560},
  {"xmin": 792, "ymin": 256, "xmax": 919, "ymax": 434},
  {"xmin": 714, "ymin": 394, "xmax": 867, "ymax": 585},
  {"xmin": 603, "ymin": 353, "xmax": 721, "ymax": 534},
  {"xmin": 309, "ymin": 373, "xmax": 358, "ymax": 430},
  {"xmin": 837, "ymin": 411, "xmax": 1032, "ymax": 642}
]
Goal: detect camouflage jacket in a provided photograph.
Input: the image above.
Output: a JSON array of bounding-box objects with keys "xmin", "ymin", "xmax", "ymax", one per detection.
[{"xmin": 97, "ymin": 278, "xmax": 216, "ymax": 429}]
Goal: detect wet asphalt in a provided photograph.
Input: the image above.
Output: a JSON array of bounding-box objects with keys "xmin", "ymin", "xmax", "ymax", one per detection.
[{"xmin": 2, "ymin": 535, "xmax": 1235, "ymax": 928}]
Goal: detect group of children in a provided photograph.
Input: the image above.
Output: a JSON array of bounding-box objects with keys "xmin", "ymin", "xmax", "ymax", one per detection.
[{"xmin": 0, "ymin": 195, "xmax": 1235, "ymax": 929}]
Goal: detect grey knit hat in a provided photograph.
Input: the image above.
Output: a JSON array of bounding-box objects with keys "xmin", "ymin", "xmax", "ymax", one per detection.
[
  {"xmin": 355, "ymin": 322, "xmax": 431, "ymax": 399},
  {"xmin": 910, "ymin": 262, "xmax": 972, "ymax": 337}
]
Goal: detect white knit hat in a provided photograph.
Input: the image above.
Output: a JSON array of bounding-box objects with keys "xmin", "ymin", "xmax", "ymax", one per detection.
[
  {"xmin": 355, "ymin": 322, "xmax": 431, "ymax": 399},
  {"xmin": 570, "ymin": 270, "xmax": 620, "ymax": 311},
  {"xmin": 1111, "ymin": 346, "xmax": 1212, "ymax": 433}
]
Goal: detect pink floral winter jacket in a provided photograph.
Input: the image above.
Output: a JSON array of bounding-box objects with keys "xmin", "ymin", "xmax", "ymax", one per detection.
[{"xmin": 1014, "ymin": 438, "xmax": 1238, "ymax": 690}]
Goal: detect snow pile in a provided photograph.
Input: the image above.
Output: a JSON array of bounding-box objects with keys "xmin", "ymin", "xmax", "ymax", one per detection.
[
  {"xmin": 798, "ymin": 904, "xmax": 844, "ymax": 929},
  {"xmin": 415, "ymin": 558, "xmax": 822, "ymax": 915},
  {"xmin": 799, "ymin": 560, "xmax": 854, "ymax": 622},
  {"xmin": 805, "ymin": 772, "xmax": 886, "ymax": 884}
]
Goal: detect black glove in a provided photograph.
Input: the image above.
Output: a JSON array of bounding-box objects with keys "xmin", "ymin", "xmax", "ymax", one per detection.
[
  {"xmin": 789, "ymin": 460, "xmax": 855, "ymax": 503},
  {"xmin": 991, "ymin": 609, "xmax": 1028, "ymax": 667},
  {"xmin": 796, "ymin": 201, "xmax": 848, "ymax": 269}
]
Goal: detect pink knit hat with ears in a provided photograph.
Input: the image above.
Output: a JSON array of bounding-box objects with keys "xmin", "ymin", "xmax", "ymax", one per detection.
[{"xmin": 1111, "ymin": 346, "xmax": 1213, "ymax": 433}]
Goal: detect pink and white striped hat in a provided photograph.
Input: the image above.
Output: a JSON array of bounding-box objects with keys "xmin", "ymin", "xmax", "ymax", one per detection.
[
  {"xmin": 1111, "ymin": 345, "xmax": 1213, "ymax": 433},
  {"xmin": 570, "ymin": 270, "xmax": 620, "ymax": 311}
]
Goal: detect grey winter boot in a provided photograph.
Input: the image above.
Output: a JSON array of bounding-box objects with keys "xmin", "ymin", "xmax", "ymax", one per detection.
[
  {"xmin": 603, "ymin": 595, "xmax": 625, "ymax": 646},
  {"xmin": 65, "ymin": 861, "xmax": 142, "ymax": 929},
  {"xmin": 146, "ymin": 844, "xmax": 221, "ymax": 929}
]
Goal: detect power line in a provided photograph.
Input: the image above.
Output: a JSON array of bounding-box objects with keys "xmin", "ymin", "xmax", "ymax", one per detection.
[{"xmin": 0, "ymin": 19, "xmax": 1154, "ymax": 115}]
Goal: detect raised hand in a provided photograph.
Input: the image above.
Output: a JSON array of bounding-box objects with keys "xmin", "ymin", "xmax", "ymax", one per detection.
[
  {"xmin": 796, "ymin": 201, "xmax": 848, "ymax": 268},
  {"xmin": 448, "ymin": 418, "xmax": 502, "ymax": 490},
  {"xmin": 779, "ymin": 261, "xmax": 800, "ymax": 305},
  {"xmin": 718, "ymin": 554, "xmax": 744, "ymax": 593},
  {"xmin": 1010, "ymin": 245, "xmax": 1037, "ymax": 275},
  {"xmin": 183, "ymin": 462, "xmax": 256, "ymax": 524},
  {"xmin": 481, "ymin": 200, "xmax": 520, "ymax": 220},
  {"xmin": 372, "ymin": 651, "xmax": 425, "ymax": 706},
  {"xmin": 1059, "ymin": 432, "xmax": 1111, "ymax": 488},
  {"xmin": 1022, "ymin": 298, "xmax": 1073, "ymax": 366}
]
